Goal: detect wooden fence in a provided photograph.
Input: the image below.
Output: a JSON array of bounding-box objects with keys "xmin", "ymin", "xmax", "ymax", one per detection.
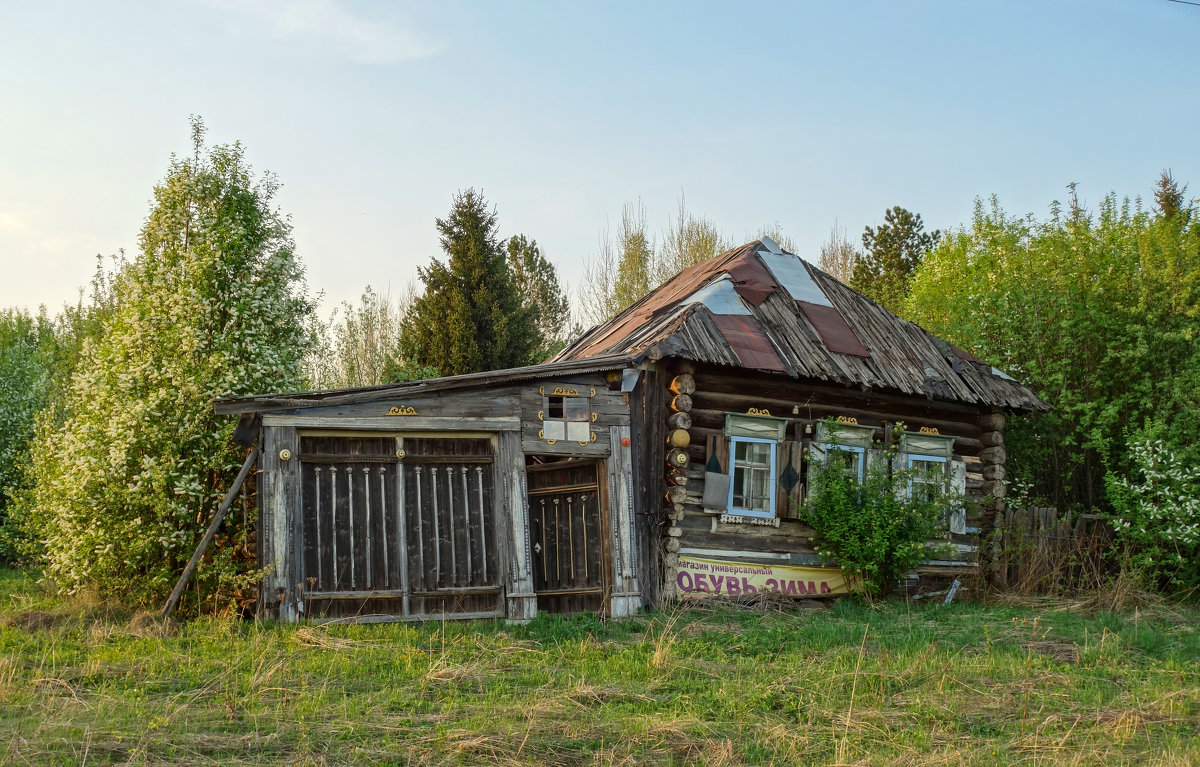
[{"xmin": 992, "ymin": 506, "xmax": 1111, "ymax": 593}]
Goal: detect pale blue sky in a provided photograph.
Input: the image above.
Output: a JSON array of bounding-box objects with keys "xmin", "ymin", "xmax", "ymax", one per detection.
[{"xmin": 2, "ymin": 1, "xmax": 1197, "ymax": 316}]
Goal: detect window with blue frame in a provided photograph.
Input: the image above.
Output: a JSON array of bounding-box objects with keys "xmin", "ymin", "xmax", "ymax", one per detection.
[
  {"xmin": 900, "ymin": 431, "xmax": 955, "ymax": 501},
  {"xmin": 729, "ymin": 436, "xmax": 776, "ymax": 517},
  {"xmin": 723, "ymin": 414, "xmax": 787, "ymax": 519},
  {"xmin": 815, "ymin": 421, "xmax": 875, "ymax": 482},
  {"xmin": 907, "ymin": 453, "xmax": 947, "ymax": 501}
]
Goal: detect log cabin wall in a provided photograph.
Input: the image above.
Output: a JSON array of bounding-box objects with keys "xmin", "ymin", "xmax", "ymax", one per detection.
[{"xmin": 660, "ymin": 361, "xmax": 1004, "ymax": 598}]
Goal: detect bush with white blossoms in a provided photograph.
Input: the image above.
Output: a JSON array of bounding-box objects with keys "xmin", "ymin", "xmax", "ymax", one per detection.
[
  {"xmin": 15, "ymin": 119, "xmax": 315, "ymax": 607},
  {"xmin": 1105, "ymin": 438, "xmax": 1200, "ymax": 590}
]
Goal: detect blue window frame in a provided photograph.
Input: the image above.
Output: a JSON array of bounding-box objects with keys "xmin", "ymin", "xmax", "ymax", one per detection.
[
  {"xmin": 727, "ymin": 436, "xmax": 776, "ymax": 518},
  {"xmin": 825, "ymin": 444, "xmax": 865, "ymax": 482},
  {"xmin": 907, "ymin": 453, "xmax": 947, "ymax": 501}
]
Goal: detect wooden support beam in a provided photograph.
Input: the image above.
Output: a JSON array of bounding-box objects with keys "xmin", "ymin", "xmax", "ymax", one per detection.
[{"xmin": 161, "ymin": 447, "xmax": 260, "ymax": 619}]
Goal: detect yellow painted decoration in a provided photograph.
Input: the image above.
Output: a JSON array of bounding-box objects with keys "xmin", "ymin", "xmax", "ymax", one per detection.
[
  {"xmin": 747, "ymin": 407, "xmax": 772, "ymax": 416},
  {"xmin": 386, "ymin": 406, "xmax": 417, "ymax": 416},
  {"xmin": 919, "ymin": 426, "xmax": 940, "ymax": 434},
  {"xmin": 836, "ymin": 415, "xmax": 859, "ymax": 425},
  {"xmin": 551, "ymin": 386, "xmax": 580, "ymax": 396}
]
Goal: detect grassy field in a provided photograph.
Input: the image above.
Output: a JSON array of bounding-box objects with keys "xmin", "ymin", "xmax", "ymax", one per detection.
[{"xmin": 1, "ymin": 569, "xmax": 1198, "ymax": 766}]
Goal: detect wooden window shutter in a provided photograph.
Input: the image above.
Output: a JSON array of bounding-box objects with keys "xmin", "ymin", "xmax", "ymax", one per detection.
[
  {"xmin": 705, "ymin": 434, "xmax": 730, "ymax": 475},
  {"xmin": 866, "ymin": 447, "xmax": 888, "ymax": 480},
  {"xmin": 776, "ymin": 441, "xmax": 804, "ymax": 518},
  {"xmin": 949, "ymin": 459, "xmax": 967, "ymax": 534}
]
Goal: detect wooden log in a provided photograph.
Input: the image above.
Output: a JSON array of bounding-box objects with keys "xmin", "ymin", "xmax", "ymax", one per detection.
[
  {"xmin": 667, "ymin": 470, "xmax": 689, "ymax": 486},
  {"xmin": 667, "ymin": 448, "xmax": 690, "ymax": 470},
  {"xmin": 982, "ymin": 464, "xmax": 1006, "ymax": 481},
  {"xmin": 980, "ymin": 480, "xmax": 1006, "ymax": 498},
  {"xmin": 670, "ymin": 393, "xmax": 693, "ymax": 413},
  {"xmin": 669, "ymin": 374, "xmax": 696, "ymax": 395},
  {"xmin": 669, "ymin": 429, "xmax": 691, "ymax": 448},
  {"xmin": 666, "ymin": 485, "xmax": 688, "ymax": 504},
  {"xmin": 980, "ymin": 430, "xmax": 1005, "ymax": 447},
  {"xmin": 162, "ymin": 447, "xmax": 260, "ymax": 618},
  {"xmin": 980, "ymin": 446, "xmax": 1007, "ymax": 465},
  {"xmin": 979, "ymin": 412, "xmax": 1006, "ymax": 431},
  {"xmin": 675, "ymin": 360, "xmax": 696, "ymax": 375},
  {"xmin": 666, "ymin": 411, "xmax": 692, "ymax": 430},
  {"xmin": 689, "ymin": 391, "xmax": 984, "ymax": 439},
  {"xmin": 697, "ymin": 367, "xmax": 987, "ymax": 417}
]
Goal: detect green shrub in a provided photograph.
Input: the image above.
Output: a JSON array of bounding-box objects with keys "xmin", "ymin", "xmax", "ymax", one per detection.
[
  {"xmin": 1105, "ymin": 437, "xmax": 1200, "ymax": 591},
  {"xmin": 14, "ymin": 119, "xmax": 315, "ymax": 608},
  {"xmin": 801, "ymin": 442, "xmax": 954, "ymax": 598}
]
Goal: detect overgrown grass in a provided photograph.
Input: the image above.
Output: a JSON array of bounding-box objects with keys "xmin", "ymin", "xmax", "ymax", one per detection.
[{"xmin": 2, "ymin": 569, "xmax": 1198, "ymax": 765}]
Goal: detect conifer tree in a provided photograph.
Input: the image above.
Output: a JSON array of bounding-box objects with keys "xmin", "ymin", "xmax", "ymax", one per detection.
[
  {"xmin": 850, "ymin": 206, "xmax": 939, "ymax": 313},
  {"xmin": 506, "ymin": 234, "xmax": 570, "ymax": 360},
  {"xmin": 401, "ymin": 189, "xmax": 536, "ymax": 375}
]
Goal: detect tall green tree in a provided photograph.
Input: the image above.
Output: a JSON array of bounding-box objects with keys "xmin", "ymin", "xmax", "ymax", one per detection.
[
  {"xmin": 0, "ymin": 308, "xmax": 55, "ymax": 560},
  {"xmin": 1153, "ymin": 169, "xmax": 1189, "ymax": 222},
  {"xmin": 17, "ymin": 118, "xmax": 315, "ymax": 605},
  {"xmin": 401, "ymin": 189, "xmax": 536, "ymax": 375},
  {"xmin": 905, "ymin": 182, "xmax": 1200, "ymax": 516},
  {"xmin": 506, "ymin": 234, "xmax": 570, "ymax": 360},
  {"xmin": 851, "ymin": 206, "xmax": 939, "ymax": 312}
]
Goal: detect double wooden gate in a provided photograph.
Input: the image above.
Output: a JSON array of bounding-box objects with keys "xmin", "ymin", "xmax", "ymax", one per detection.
[
  {"xmin": 298, "ymin": 435, "xmax": 501, "ymax": 620},
  {"xmin": 527, "ymin": 460, "xmax": 608, "ymax": 614}
]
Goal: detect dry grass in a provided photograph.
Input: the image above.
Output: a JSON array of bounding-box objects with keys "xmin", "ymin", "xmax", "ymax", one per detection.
[{"xmin": 2, "ymin": 569, "xmax": 1199, "ymax": 765}]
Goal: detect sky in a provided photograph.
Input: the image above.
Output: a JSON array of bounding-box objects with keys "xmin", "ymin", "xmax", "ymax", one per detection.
[{"xmin": 2, "ymin": 0, "xmax": 1198, "ymax": 318}]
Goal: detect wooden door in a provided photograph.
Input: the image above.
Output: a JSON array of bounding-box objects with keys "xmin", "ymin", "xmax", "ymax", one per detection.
[
  {"xmin": 526, "ymin": 460, "xmax": 608, "ymax": 614},
  {"xmin": 298, "ymin": 434, "xmax": 501, "ymax": 621}
]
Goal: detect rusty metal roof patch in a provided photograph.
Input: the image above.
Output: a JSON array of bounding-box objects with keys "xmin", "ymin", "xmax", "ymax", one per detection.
[
  {"xmin": 797, "ymin": 300, "xmax": 870, "ymax": 357},
  {"xmin": 709, "ymin": 312, "xmax": 787, "ymax": 372}
]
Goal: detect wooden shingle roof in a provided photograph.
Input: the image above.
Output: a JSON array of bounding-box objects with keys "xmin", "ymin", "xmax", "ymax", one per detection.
[{"xmin": 553, "ymin": 238, "xmax": 1048, "ymax": 412}]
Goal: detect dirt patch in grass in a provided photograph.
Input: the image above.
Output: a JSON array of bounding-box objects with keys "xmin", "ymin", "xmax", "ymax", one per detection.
[
  {"xmin": 126, "ymin": 611, "xmax": 180, "ymax": 638},
  {"xmin": 1, "ymin": 609, "xmax": 62, "ymax": 631}
]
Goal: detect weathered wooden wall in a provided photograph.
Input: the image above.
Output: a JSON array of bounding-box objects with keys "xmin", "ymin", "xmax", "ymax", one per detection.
[{"xmin": 254, "ymin": 371, "xmax": 644, "ymax": 622}]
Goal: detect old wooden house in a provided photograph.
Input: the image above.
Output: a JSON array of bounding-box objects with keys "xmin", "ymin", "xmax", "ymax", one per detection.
[{"xmin": 216, "ymin": 236, "xmax": 1046, "ymax": 623}]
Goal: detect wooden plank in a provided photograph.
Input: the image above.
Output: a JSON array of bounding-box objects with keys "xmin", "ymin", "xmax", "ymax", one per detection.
[
  {"xmin": 161, "ymin": 447, "xmax": 260, "ymax": 618},
  {"xmin": 263, "ymin": 415, "xmax": 521, "ymax": 431},
  {"xmin": 275, "ymin": 389, "xmax": 520, "ymax": 420},
  {"xmin": 498, "ymin": 431, "xmax": 537, "ymax": 622},
  {"xmin": 608, "ymin": 424, "xmax": 640, "ymax": 617}
]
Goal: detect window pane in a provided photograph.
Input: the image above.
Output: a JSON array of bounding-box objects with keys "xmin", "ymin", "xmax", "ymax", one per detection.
[
  {"xmin": 563, "ymin": 397, "xmax": 590, "ymax": 422},
  {"xmin": 565, "ymin": 421, "xmax": 590, "ymax": 442},
  {"xmin": 910, "ymin": 459, "xmax": 944, "ymax": 501},
  {"xmin": 828, "ymin": 447, "xmax": 860, "ymax": 478},
  {"xmin": 543, "ymin": 420, "xmax": 566, "ymax": 440},
  {"xmin": 732, "ymin": 439, "xmax": 773, "ymax": 514}
]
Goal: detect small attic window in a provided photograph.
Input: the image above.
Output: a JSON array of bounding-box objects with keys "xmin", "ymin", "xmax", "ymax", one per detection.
[{"xmin": 538, "ymin": 385, "xmax": 595, "ymax": 445}]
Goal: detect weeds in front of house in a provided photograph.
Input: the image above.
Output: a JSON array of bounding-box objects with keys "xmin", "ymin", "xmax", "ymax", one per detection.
[{"xmin": 2, "ymin": 567, "xmax": 1199, "ymax": 765}]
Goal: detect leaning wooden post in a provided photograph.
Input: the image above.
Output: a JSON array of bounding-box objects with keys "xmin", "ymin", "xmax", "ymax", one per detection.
[{"xmin": 161, "ymin": 446, "xmax": 260, "ymax": 619}]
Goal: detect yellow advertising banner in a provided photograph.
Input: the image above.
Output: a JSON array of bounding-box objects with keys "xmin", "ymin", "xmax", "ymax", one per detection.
[{"xmin": 676, "ymin": 555, "xmax": 848, "ymax": 597}]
